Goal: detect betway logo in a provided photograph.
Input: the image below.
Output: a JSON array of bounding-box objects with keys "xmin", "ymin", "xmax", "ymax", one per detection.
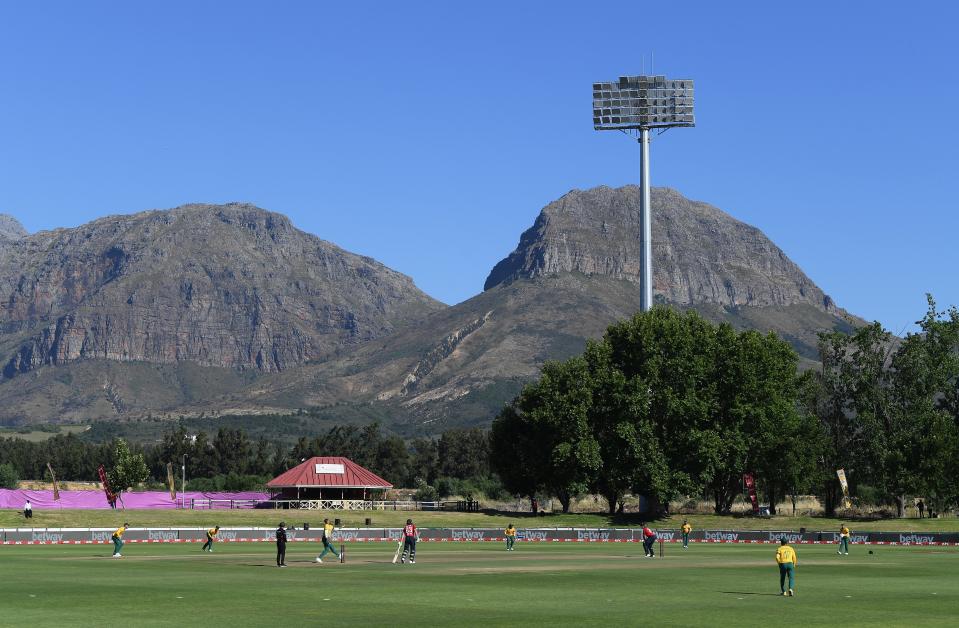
[
  {"xmin": 830, "ymin": 533, "xmax": 870, "ymax": 544},
  {"xmin": 91, "ymin": 531, "xmax": 112, "ymax": 542},
  {"xmin": 452, "ymin": 529, "xmax": 486, "ymax": 540},
  {"xmin": 522, "ymin": 531, "xmax": 549, "ymax": 541},
  {"xmin": 705, "ymin": 531, "xmax": 739, "ymax": 542},
  {"xmin": 148, "ymin": 531, "xmax": 176, "ymax": 541},
  {"xmin": 31, "ymin": 532, "xmax": 63, "ymax": 542},
  {"xmin": 577, "ymin": 531, "xmax": 611, "ymax": 541},
  {"xmin": 657, "ymin": 532, "xmax": 675, "ymax": 541},
  {"xmin": 769, "ymin": 532, "xmax": 803, "ymax": 543},
  {"xmin": 900, "ymin": 534, "xmax": 935, "ymax": 544},
  {"xmin": 217, "ymin": 531, "xmax": 238, "ymax": 540},
  {"xmin": 333, "ymin": 531, "xmax": 362, "ymax": 541}
]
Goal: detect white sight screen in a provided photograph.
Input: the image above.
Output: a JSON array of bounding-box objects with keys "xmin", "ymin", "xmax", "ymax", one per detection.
[{"xmin": 593, "ymin": 75, "xmax": 695, "ymax": 130}]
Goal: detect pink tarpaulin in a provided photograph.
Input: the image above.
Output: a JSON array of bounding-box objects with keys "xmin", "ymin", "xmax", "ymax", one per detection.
[{"xmin": 0, "ymin": 489, "xmax": 269, "ymax": 510}]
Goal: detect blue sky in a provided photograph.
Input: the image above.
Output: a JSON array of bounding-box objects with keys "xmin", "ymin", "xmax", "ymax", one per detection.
[{"xmin": 1, "ymin": 1, "xmax": 956, "ymax": 332}]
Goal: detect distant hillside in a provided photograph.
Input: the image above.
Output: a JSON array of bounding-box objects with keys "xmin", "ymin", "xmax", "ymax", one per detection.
[
  {"xmin": 0, "ymin": 189, "xmax": 863, "ymax": 427},
  {"xmin": 164, "ymin": 187, "xmax": 862, "ymax": 432}
]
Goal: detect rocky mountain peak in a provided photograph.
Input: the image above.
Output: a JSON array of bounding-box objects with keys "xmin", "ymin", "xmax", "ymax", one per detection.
[
  {"xmin": 0, "ymin": 214, "xmax": 27, "ymax": 240},
  {"xmin": 0, "ymin": 203, "xmax": 443, "ymax": 377},
  {"xmin": 485, "ymin": 185, "xmax": 836, "ymax": 312}
]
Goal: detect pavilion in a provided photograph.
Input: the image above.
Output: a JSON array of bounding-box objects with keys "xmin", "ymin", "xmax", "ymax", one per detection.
[{"xmin": 266, "ymin": 456, "xmax": 393, "ymax": 509}]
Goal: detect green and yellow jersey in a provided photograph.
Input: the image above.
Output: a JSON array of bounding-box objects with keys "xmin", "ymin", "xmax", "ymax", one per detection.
[
  {"xmin": 504, "ymin": 526, "xmax": 516, "ymax": 538},
  {"xmin": 324, "ymin": 522, "xmax": 334, "ymax": 539},
  {"xmin": 775, "ymin": 545, "xmax": 797, "ymax": 565},
  {"xmin": 207, "ymin": 528, "xmax": 218, "ymax": 538},
  {"xmin": 839, "ymin": 526, "xmax": 850, "ymax": 538},
  {"xmin": 112, "ymin": 526, "xmax": 127, "ymax": 540},
  {"xmin": 681, "ymin": 523, "xmax": 692, "ymax": 534}
]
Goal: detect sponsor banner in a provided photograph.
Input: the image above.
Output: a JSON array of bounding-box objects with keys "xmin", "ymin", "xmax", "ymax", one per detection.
[{"xmin": 2, "ymin": 528, "xmax": 958, "ymax": 546}]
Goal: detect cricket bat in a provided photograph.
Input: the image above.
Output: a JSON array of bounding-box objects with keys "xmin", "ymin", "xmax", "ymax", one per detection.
[{"xmin": 392, "ymin": 539, "xmax": 403, "ymax": 564}]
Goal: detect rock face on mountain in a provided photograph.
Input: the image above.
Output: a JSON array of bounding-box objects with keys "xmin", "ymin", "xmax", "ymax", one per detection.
[
  {"xmin": 0, "ymin": 214, "xmax": 27, "ymax": 241},
  {"xmin": 0, "ymin": 188, "xmax": 862, "ymax": 427},
  {"xmin": 486, "ymin": 186, "xmax": 836, "ymax": 312},
  {"xmin": 209, "ymin": 186, "xmax": 860, "ymax": 432},
  {"xmin": 0, "ymin": 204, "xmax": 442, "ymax": 377}
]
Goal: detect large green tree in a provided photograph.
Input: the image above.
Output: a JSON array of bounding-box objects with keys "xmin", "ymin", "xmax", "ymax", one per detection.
[
  {"xmin": 491, "ymin": 356, "xmax": 602, "ymax": 512},
  {"xmin": 108, "ymin": 439, "xmax": 149, "ymax": 506}
]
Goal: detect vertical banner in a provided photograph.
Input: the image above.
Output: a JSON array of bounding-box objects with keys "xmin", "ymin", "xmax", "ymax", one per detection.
[
  {"xmin": 46, "ymin": 462, "xmax": 61, "ymax": 501},
  {"xmin": 837, "ymin": 469, "xmax": 851, "ymax": 509},
  {"xmin": 743, "ymin": 473, "xmax": 760, "ymax": 514},
  {"xmin": 167, "ymin": 462, "xmax": 176, "ymax": 500},
  {"xmin": 97, "ymin": 464, "xmax": 117, "ymax": 507}
]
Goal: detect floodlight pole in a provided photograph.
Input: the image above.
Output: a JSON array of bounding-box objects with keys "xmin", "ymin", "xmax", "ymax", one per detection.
[{"xmin": 639, "ymin": 127, "xmax": 652, "ymax": 312}]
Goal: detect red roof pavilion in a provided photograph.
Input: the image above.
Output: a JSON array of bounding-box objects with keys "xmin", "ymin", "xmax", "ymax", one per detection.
[{"xmin": 267, "ymin": 457, "xmax": 392, "ymax": 501}]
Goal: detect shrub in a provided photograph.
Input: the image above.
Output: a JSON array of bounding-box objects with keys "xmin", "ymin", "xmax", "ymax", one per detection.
[{"xmin": 413, "ymin": 478, "xmax": 438, "ymax": 501}]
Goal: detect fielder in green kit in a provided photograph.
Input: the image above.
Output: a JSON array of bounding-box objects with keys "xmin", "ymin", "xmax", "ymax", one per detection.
[
  {"xmin": 775, "ymin": 538, "xmax": 798, "ymax": 596},
  {"xmin": 504, "ymin": 524, "xmax": 517, "ymax": 551}
]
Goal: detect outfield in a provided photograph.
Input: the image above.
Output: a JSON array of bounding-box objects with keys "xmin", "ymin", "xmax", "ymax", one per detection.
[{"xmin": 0, "ymin": 540, "xmax": 955, "ymax": 627}]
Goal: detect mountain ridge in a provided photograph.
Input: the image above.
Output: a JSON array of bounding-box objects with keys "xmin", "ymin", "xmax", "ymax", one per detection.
[{"xmin": 0, "ymin": 188, "xmax": 862, "ymax": 427}]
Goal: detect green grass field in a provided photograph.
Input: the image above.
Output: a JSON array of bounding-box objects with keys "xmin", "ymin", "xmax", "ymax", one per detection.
[
  {"xmin": 2, "ymin": 508, "xmax": 957, "ymax": 532},
  {"xmin": 0, "ymin": 541, "xmax": 955, "ymax": 627}
]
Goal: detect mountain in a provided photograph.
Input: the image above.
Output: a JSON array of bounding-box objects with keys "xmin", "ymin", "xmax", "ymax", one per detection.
[
  {"xmin": 486, "ymin": 186, "xmax": 837, "ymax": 311},
  {"xmin": 0, "ymin": 214, "xmax": 28, "ymax": 242},
  {"xmin": 0, "ymin": 203, "xmax": 442, "ymax": 421},
  {"xmin": 0, "ymin": 188, "xmax": 862, "ymax": 427},
  {"xmin": 163, "ymin": 186, "xmax": 861, "ymax": 432}
]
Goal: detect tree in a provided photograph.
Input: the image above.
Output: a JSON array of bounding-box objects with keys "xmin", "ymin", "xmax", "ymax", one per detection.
[
  {"xmin": 583, "ymin": 340, "xmax": 665, "ymax": 514},
  {"xmin": 490, "ymin": 356, "xmax": 601, "ymax": 512},
  {"xmin": 107, "ymin": 439, "xmax": 149, "ymax": 506},
  {"xmin": 213, "ymin": 428, "xmax": 252, "ymax": 475},
  {"xmin": 806, "ymin": 331, "xmax": 868, "ymax": 516},
  {"xmin": 437, "ymin": 429, "xmax": 489, "ymax": 479},
  {"xmin": 0, "ymin": 462, "xmax": 19, "ymax": 489},
  {"xmin": 808, "ymin": 297, "xmax": 959, "ymax": 517},
  {"xmin": 408, "ymin": 438, "xmax": 439, "ymax": 486}
]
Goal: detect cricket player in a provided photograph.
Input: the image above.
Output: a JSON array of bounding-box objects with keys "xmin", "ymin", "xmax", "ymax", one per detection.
[
  {"xmin": 315, "ymin": 518, "xmax": 340, "ymax": 563},
  {"xmin": 202, "ymin": 525, "xmax": 220, "ymax": 552},
  {"xmin": 641, "ymin": 523, "xmax": 657, "ymax": 557},
  {"xmin": 276, "ymin": 522, "xmax": 288, "ymax": 567},
  {"xmin": 681, "ymin": 520, "xmax": 692, "ymax": 549},
  {"xmin": 775, "ymin": 538, "xmax": 797, "ymax": 596},
  {"xmin": 400, "ymin": 518, "xmax": 417, "ymax": 564},
  {"xmin": 837, "ymin": 524, "xmax": 851, "ymax": 555},
  {"xmin": 112, "ymin": 522, "xmax": 130, "ymax": 558},
  {"xmin": 504, "ymin": 524, "xmax": 517, "ymax": 551}
]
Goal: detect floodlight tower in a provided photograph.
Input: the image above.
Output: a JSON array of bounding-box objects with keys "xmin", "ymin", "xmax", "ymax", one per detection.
[{"xmin": 593, "ymin": 75, "xmax": 695, "ymax": 311}]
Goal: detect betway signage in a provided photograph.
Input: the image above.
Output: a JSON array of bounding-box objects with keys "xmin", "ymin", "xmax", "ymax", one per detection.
[{"xmin": 2, "ymin": 528, "xmax": 958, "ymax": 546}]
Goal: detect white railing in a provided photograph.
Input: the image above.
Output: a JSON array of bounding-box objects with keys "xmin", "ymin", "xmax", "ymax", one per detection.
[{"xmin": 188, "ymin": 499, "xmax": 263, "ymax": 510}]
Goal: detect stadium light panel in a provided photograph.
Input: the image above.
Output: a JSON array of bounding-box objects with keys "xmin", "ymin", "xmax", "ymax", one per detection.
[{"xmin": 593, "ymin": 74, "xmax": 695, "ymax": 130}]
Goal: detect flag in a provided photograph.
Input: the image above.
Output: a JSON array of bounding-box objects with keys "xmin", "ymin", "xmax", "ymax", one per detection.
[
  {"xmin": 97, "ymin": 464, "xmax": 117, "ymax": 507},
  {"xmin": 167, "ymin": 462, "xmax": 176, "ymax": 500},
  {"xmin": 47, "ymin": 462, "xmax": 60, "ymax": 501},
  {"xmin": 836, "ymin": 469, "xmax": 852, "ymax": 509},
  {"xmin": 743, "ymin": 473, "xmax": 760, "ymax": 514}
]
